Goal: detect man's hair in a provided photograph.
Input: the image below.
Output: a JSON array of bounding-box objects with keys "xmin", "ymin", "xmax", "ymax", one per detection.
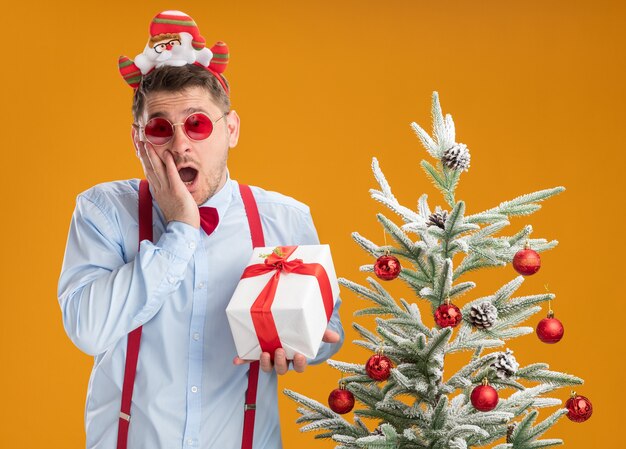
[{"xmin": 132, "ymin": 64, "xmax": 230, "ymax": 123}]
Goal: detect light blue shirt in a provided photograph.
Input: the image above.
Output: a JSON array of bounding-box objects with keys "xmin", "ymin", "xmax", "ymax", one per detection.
[{"xmin": 57, "ymin": 172, "xmax": 344, "ymax": 449}]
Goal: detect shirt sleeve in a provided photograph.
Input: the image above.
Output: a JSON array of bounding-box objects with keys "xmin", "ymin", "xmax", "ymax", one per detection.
[
  {"xmin": 292, "ymin": 206, "xmax": 345, "ymax": 366},
  {"xmin": 57, "ymin": 192, "xmax": 201, "ymax": 356}
]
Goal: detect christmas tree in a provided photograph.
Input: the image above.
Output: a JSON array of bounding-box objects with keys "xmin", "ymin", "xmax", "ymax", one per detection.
[{"xmin": 284, "ymin": 92, "xmax": 592, "ymax": 449}]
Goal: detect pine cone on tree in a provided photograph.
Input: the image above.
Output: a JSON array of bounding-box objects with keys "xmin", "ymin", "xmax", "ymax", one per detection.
[
  {"xmin": 427, "ymin": 206, "xmax": 448, "ymax": 229},
  {"xmin": 469, "ymin": 301, "xmax": 498, "ymax": 329},
  {"xmin": 492, "ymin": 349, "xmax": 520, "ymax": 379},
  {"xmin": 442, "ymin": 143, "xmax": 471, "ymax": 171},
  {"xmin": 507, "ymin": 422, "xmax": 518, "ymax": 443}
]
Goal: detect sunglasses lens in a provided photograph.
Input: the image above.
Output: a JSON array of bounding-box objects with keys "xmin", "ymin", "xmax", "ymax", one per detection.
[
  {"xmin": 144, "ymin": 118, "xmax": 173, "ymax": 145},
  {"xmin": 184, "ymin": 113, "xmax": 214, "ymax": 141}
]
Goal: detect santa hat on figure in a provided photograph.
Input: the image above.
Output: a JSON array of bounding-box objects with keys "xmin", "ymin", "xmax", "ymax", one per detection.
[{"xmin": 118, "ymin": 10, "xmax": 229, "ymax": 94}]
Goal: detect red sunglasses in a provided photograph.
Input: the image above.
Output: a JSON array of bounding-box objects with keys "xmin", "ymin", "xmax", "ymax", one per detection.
[{"xmin": 137, "ymin": 112, "xmax": 227, "ymax": 146}]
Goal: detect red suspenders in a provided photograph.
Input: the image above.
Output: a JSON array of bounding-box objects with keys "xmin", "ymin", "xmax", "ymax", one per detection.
[
  {"xmin": 116, "ymin": 180, "xmax": 151, "ymax": 449},
  {"xmin": 117, "ymin": 180, "xmax": 263, "ymax": 449},
  {"xmin": 238, "ymin": 184, "xmax": 264, "ymax": 449}
]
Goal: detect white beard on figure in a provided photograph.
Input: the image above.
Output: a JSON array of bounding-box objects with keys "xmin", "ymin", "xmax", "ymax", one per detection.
[{"xmin": 134, "ymin": 32, "xmax": 213, "ymax": 75}]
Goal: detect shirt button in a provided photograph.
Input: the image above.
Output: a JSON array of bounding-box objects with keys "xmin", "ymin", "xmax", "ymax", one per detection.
[
  {"xmin": 193, "ymin": 332, "xmax": 200, "ymax": 341},
  {"xmin": 167, "ymin": 276, "xmax": 176, "ymax": 284},
  {"xmin": 188, "ymin": 241, "xmax": 196, "ymax": 249},
  {"xmin": 187, "ymin": 439, "xmax": 194, "ymax": 445},
  {"xmin": 197, "ymin": 282, "xmax": 205, "ymax": 289},
  {"xmin": 191, "ymin": 386, "xmax": 198, "ymax": 393}
]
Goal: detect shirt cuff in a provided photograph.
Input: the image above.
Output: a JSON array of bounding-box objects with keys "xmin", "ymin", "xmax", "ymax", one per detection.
[{"xmin": 157, "ymin": 221, "xmax": 202, "ymax": 277}]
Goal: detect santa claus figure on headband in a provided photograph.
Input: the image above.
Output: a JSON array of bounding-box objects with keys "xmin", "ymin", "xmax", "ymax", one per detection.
[
  {"xmin": 118, "ymin": 10, "xmax": 229, "ymax": 90},
  {"xmin": 133, "ymin": 10, "xmax": 213, "ymax": 74}
]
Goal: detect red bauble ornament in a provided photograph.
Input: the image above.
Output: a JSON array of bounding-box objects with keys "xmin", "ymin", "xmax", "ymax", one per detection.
[
  {"xmin": 536, "ymin": 311, "xmax": 564, "ymax": 344},
  {"xmin": 471, "ymin": 381, "xmax": 499, "ymax": 412},
  {"xmin": 566, "ymin": 393, "xmax": 593, "ymax": 423},
  {"xmin": 374, "ymin": 254, "xmax": 401, "ymax": 280},
  {"xmin": 365, "ymin": 354, "xmax": 393, "ymax": 381},
  {"xmin": 434, "ymin": 302, "xmax": 462, "ymax": 328},
  {"xmin": 512, "ymin": 242, "xmax": 541, "ymax": 276},
  {"xmin": 328, "ymin": 386, "xmax": 355, "ymax": 414}
]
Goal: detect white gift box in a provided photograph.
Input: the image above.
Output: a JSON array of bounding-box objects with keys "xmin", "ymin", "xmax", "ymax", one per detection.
[{"xmin": 226, "ymin": 245, "xmax": 339, "ymax": 360}]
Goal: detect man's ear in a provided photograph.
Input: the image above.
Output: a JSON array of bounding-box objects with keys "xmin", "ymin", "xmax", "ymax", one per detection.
[
  {"xmin": 226, "ymin": 110, "xmax": 240, "ymax": 148},
  {"xmin": 131, "ymin": 125, "xmax": 141, "ymax": 157}
]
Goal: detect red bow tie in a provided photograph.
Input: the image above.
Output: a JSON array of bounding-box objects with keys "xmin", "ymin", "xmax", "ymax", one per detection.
[{"xmin": 199, "ymin": 207, "xmax": 219, "ymax": 235}]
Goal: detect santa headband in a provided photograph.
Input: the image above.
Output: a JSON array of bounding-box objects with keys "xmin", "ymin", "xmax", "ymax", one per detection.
[{"xmin": 118, "ymin": 10, "xmax": 229, "ymax": 94}]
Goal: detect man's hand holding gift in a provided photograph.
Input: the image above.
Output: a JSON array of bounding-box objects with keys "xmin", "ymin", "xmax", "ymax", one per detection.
[{"xmin": 233, "ymin": 328, "xmax": 341, "ymax": 374}]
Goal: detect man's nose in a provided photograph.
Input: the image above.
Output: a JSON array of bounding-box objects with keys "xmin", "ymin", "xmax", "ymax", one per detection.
[
  {"xmin": 169, "ymin": 124, "xmax": 191, "ymax": 154},
  {"xmin": 165, "ymin": 43, "xmax": 173, "ymax": 51}
]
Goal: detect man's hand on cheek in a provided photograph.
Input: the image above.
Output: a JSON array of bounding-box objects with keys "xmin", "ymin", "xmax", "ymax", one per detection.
[
  {"xmin": 136, "ymin": 141, "xmax": 200, "ymax": 229},
  {"xmin": 232, "ymin": 328, "xmax": 341, "ymax": 376}
]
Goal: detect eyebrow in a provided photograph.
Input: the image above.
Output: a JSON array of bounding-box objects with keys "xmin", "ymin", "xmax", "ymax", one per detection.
[{"xmin": 147, "ymin": 107, "xmax": 210, "ymax": 121}]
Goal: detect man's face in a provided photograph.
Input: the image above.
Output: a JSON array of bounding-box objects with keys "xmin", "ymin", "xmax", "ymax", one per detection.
[{"xmin": 134, "ymin": 86, "xmax": 239, "ymax": 205}]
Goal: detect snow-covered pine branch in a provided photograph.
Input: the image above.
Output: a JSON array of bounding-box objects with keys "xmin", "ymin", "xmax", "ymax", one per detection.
[
  {"xmin": 410, "ymin": 91, "xmax": 456, "ymax": 159},
  {"xmin": 351, "ymin": 231, "xmax": 412, "ymax": 259},
  {"xmin": 377, "ymin": 213, "xmax": 421, "ymax": 257},
  {"xmin": 339, "ymin": 278, "xmax": 435, "ymax": 329},
  {"xmin": 505, "ymin": 409, "xmax": 569, "ymax": 449},
  {"xmin": 370, "ymin": 157, "xmax": 423, "ymax": 224},
  {"xmin": 516, "ymin": 365, "xmax": 584, "ymax": 387},
  {"xmin": 283, "ymin": 389, "xmax": 367, "ymax": 440},
  {"xmin": 468, "ymin": 186, "xmax": 565, "ymax": 219}
]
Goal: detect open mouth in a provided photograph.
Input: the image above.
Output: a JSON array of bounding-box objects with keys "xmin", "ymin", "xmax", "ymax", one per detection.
[{"xmin": 178, "ymin": 167, "xmax": 198, "ymax": 186}]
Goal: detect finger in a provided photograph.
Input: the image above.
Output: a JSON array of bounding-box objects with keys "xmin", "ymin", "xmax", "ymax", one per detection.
[
  {"xmin": 162, "ymin": 150, "xmax": 183, "ymax": 190},
  {"xmin": 138, "ymin": 142, "xmax": 160, "ymax": 189},
  {"xmin": 274, "ymin": 349, "xmax": 288, "ymax": 375},
  {"xmin": 260, "ymin": 352, "xmax": 272, "ymax": 373},
  {"xmin": 293, "ymin": 353, "xmax": 307, "ymax": 373},
  {"xmin": 322, "ymin": 329, "xmax": 341, "ymax": 343},
  {"xmin": 233, "ymin": 356, "xmax": 252, "ymax": 365},
  {"xmin": 137, "ymin": 143, "xmax": 160, "ymax": 189},
  {"xmin": 144, "ymin": 143, "xmax": 167, "ymax": 189}
]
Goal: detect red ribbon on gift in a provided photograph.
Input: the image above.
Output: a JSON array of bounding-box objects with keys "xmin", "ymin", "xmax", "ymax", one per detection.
[{"xmin": 240, "ymin": 245, "xmax": 334, "ymax": 358}]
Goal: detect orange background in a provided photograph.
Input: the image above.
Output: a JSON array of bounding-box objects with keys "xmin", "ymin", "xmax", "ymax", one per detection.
[{"xmin": 1, "ymin": 0, "xmax": 623, "ymax": 447}]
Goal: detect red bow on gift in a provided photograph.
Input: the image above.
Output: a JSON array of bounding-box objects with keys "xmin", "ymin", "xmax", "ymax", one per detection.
[{"xmin": 240, "ymin": 246, "xmax": 334, "ymax": 358}]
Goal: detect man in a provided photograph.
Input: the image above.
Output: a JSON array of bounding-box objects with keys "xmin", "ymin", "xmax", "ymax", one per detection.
[{"xmin": 57, "ymin": 10, "xmax": 344, "ymax": 449}]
